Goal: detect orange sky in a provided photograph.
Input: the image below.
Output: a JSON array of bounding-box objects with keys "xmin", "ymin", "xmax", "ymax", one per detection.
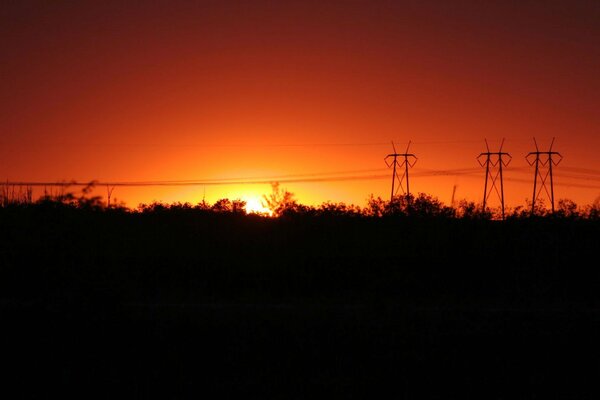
[{"xmin": 2, "ymin": 1, "xmax": 599, "ymax": 209}]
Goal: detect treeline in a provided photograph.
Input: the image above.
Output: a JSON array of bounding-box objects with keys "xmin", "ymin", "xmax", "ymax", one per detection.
[
  {"xmin": 2, "ymin": 183, "xmax": 599, "ymax": 398},
  {"xmin": 1, "ymin": 181, "xmax": 599, "ymax": 219}
]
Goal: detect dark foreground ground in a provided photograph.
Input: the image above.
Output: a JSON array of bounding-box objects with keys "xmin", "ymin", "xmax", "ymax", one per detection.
[{"xmin": 1, "ymin": 206, "xmax": 599, "ymax": 398}]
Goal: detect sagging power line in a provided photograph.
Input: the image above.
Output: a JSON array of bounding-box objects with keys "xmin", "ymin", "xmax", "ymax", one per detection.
[{"xmin": 5, "ymin": 139, "xmax": 600, "ymax": 209}]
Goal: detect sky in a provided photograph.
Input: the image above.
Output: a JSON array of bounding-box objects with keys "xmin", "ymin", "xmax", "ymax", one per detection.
[{"xmin": 1, "ymin": 0, "xmax": 599, "ymax": 209}]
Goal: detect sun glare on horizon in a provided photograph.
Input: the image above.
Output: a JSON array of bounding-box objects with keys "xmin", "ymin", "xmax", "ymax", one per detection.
[{"xmin": 244, "ymin": 196, "xmax": 271, "ymax": 215}]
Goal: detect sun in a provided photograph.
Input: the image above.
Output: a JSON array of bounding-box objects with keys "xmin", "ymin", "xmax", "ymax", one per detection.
[{"xmin": 244, "ymin": 196, "xmax": 271, "ymax": 215}]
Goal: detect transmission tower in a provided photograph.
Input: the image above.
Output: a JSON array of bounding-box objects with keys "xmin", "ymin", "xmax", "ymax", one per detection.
[
  {"xmin": 477, "ymin": 138, "xmax": 511, "ymax": 219},
  {"xmin": 526, "ymin": 137, "xmax": 562, "ymax": 215},
  {"xmin": 385, "ymin": 141, "xmax": 417, "ymax": 201}
]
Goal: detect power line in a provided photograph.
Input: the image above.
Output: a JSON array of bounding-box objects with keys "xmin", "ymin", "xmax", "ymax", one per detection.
[
  {"xmin": 0, "ymin": 139, "xmax": 485, "ymax": 149},
  {"xmin": 137, "ymin": 167, "xmax": 390, "ymax": 184},
  {"xmin": 412, "ymin": 167, "xmax": 481, "ymax": 176},
  {"xmin": 2, "ymin": 174, "xmax": 391, "ymax": 188},
  {"xmin": 5, "ymin": 167, "xmax": 600, "ymax": 189},
  {"xmin": 0, "ymin": 167, "xmax": 478, "ymax": 189},
  {"xmin": 502, "ymin": 176, "xmax": 600, "ymax": 190},
  {"xmin": 3, "ymin": 161, "xmax": 600, "ymax": 196},
  {"xmin": 561, "ymin": 167, "xmax": 600, "ymax": 176}
]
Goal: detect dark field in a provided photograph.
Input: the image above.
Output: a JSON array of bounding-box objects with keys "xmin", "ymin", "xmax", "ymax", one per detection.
[{"xmin": 1, "ymin": 205, "xmax": 599, "ymax": 398}]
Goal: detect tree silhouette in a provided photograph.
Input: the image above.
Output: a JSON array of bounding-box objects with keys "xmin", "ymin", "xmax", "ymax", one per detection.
[
  {"xmin": 262, "ymin": 182, "xmax": 298, "ymax": 217},
  {"xmin": 556, "ymin": 199, "xmax": 579, "ymax": 219}
]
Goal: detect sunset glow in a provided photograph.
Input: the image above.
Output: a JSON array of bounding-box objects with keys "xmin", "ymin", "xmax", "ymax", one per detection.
[
  {"xmin": 244, "ymin": 196, "xmax": 271, "ymax": 215},
  {"xmin": 2, "ymin": 2, "xmax": 599, "ymax": 395},
  {"xmin": 1, "ymin": 1, "xmax": 599, "ymax": 209}
]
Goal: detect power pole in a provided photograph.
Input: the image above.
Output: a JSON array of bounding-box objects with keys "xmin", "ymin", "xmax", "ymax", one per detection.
[
  {"xmin": 477, "ymin": 138, "xmax": 511, "ymax": 219},
  {"xmin": 450, "ymin": 184, "xmax": 457, "ymax": 208},
  {"xmin": 385, "ymin": 141, "xmax": 417, "ymax": 201},
  {"xmin": 526, "ymin": 137, "xmax": 562, "ymax": 215},
  {"xmin": 106, "ymin": 185, "xmax": 115, "ymax": 208}
]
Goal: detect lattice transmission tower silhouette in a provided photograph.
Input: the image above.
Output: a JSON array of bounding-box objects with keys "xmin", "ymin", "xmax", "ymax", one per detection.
[
  {"xmin": 477, "ymin": 138, "xmax": 511, "ymax": 219},
  {"xmin": 385, "ymin": 141, "xmax": 417, "ymax": 201},
  {"xmin": 526, "ymin": 137, "xmax": 562, "ymax": 215}
]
